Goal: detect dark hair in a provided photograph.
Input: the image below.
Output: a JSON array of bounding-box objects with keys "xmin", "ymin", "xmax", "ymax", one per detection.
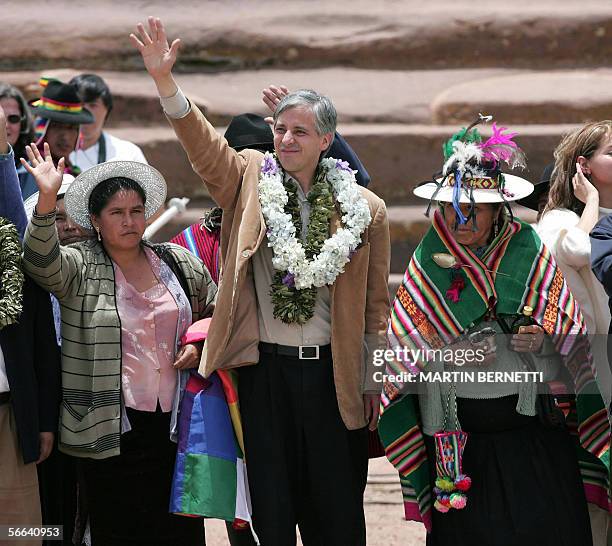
[
  {"xmin": 0, "ymin": 82, "xmax": 35, "ymax": 166},
  {"xmin": 69, "ymin": 74, "xmax": 113, "ymax": 116},
  {"xmin": 88, "ymin": 177, "xmax": 146, "ymax": 216}
]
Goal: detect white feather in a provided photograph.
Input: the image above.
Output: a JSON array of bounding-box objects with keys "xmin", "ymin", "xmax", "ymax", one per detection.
[{"xmin": 442, "ymin": 142, "xmax": 483, "ymax": 176}]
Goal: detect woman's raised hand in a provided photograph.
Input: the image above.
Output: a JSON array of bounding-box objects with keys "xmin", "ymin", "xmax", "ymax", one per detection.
[
  {"xmin": 21, "ymin": 143, "xmax": 64, "ymax": 196},
  {"xmin": 573, "ymin": 163, "xmax": 599, "ymax": 204},
  {"xmin": 130, "ymin": 17, "xmax": 180, "ymax": 84}
]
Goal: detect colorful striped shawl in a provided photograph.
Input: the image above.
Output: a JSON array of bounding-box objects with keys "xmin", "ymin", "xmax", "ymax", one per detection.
[
  {"xmin": 379, "ymin": 210, "xmax": 611, "ymax": 531},
  {"xmin": 171, "ymin": 222, "xmax": 221, "ymax": 284}
]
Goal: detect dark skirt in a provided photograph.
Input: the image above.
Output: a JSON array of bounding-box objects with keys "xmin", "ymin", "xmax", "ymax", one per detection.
[
  {"xmin": 79, "ymin": 407, "xmax": 204, "ymax": 546},
  {"xmin": 425, "ymin": 395, "xmax": 592, "ymax": 546}
]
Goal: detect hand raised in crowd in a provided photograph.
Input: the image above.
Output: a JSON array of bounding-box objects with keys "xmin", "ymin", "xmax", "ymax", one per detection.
[
  {"xmin": 573, "ymin": 162, "xmax": 599, "ymax": 204},
  {"xmin": 0, "ymin": 102, "xmax": 8, "ymax": 154},
  {"xmin": 21, "ymin": 143, "xmax": 65, "ymax": 196},
  {"xmin": 262, "ymin": 84, "xmax": 290, "ymax": 124},
  {"xmin": 172, "ymin": 342, "xmax": 203, "ymax": 370},
  {"xmin": 262, "ymin": 85, "xmax": 290, "ymax": 112},
  {"xmin": 36, "ymin": 432, "xmax": 54, "ymax": 464},
  {"xmin": 130, "ymin": 16, "xmax": 180, "ymax": 96},
  {"xmin": 511, "ymin": 324, "xmax": 544, "ymax": 353}
]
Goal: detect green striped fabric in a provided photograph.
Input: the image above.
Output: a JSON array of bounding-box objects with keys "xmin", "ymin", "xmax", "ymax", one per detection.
[{"xmin": 23, "ymin": 210, "xmax": 216, "ymax": 459}]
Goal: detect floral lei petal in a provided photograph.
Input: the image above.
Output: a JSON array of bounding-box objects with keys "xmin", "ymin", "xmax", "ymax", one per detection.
[
  {"xmin": 258, "ymin": 153, "xmax": 371, "ymax": 324},
  {"xmin": 0, "ymin": 218, "xmax": 24, "ymax": 330}
]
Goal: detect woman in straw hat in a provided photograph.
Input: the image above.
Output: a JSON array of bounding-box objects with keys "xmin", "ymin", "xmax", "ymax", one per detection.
[
  {"xmin": 21, "ymin": 143, "xmax": 215, "ymax": 546},
  {"xmin": 377, "ymin": 119, "xmax": 610, "ymax": 545}
]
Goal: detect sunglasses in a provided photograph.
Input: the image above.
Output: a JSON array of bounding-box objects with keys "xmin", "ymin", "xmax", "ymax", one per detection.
[{"xmin": 6, "ymin": 114, "xmax": 24, "ymax": 125}]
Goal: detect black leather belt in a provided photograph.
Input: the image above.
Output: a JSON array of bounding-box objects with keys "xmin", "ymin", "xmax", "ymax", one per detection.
[
  {"xmin": 0, "ymin": 392, "xmax": 10, "ymax": 405},
  {"xmin": 259, "ymin": 342, "xmax": 332, "ymax": 360}
]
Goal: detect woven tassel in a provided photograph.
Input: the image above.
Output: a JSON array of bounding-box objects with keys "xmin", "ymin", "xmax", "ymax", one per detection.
[
  {"xmin": 445, "ymin": 274, "xmax": 465, "ymax": 303},
  {"xmin": 433, "ymin": 430, "xmax": 471, "ymax": 512}
]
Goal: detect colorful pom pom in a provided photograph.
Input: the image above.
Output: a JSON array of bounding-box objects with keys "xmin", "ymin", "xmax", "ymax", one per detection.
[
  {"xmin": 434, "ymin": 499, "xmax": 450, "ymax": 513},
  {"xmin": 435, "ymin": 477, "xmax": 455, "ymax": 492},
  {"xmin": 449, "ymin": 492, "xmax": 467, "ymax": 509},
  {"xmin": 454, "ymin": 475, "xmax": 472, "ymax": 492}
]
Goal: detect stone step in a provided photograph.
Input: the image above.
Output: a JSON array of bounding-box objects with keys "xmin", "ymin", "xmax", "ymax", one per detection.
[
  {"xmin": 104, "ymin": 123, "xmax": 579, "ymax": 207},
  {"xmin": 0, "ymin": 67, "xmax": 520, "ymax": 126},
  {"xmin": 4, "ymin": 1, "xmax": 612, "ymax": 71},
  {"xmin": 7, "ymin": 67, "xmax": 612, "ymax": 127},
  {"xmin": 432, "ymin": 70, "xmax": 612, "ymax": 125}
]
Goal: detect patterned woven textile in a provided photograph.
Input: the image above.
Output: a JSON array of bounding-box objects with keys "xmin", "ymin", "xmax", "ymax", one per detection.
[
  {"xmin": 379, "ymin": 210, "xmax": 611, "ymax": 531},
  {"xmin": 171, "ymin": 222, "xmax": 220, "ymax": 284}
]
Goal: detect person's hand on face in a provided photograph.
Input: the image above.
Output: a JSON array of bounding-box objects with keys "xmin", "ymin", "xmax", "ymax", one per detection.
[
  {"xmin": 573, "ymin": 163, "xmax": 599, "ymax": 204},
  {"xmin": 130, "ymin": 17, "xmax": 181, "ymax": 82},
  {"xmin": 21, "ymin": 143, "xmax": 65, "ymax": 196}
]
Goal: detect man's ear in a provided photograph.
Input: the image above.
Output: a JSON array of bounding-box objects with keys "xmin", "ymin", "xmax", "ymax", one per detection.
[{"xmin": 320, "ymin": 132, "xmax": 333, "ymax": 152}]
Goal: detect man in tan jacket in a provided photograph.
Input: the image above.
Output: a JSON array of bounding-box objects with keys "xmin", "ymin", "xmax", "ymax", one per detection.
[{"xmin": 132, "ymin": 17, "xmax": 390, "ymax": 545}]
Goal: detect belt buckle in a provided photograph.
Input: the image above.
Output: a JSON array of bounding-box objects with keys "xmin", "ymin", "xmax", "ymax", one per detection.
[{"xmin": 299, "ymin": 345, "xmax": 319, "ymax": 360}]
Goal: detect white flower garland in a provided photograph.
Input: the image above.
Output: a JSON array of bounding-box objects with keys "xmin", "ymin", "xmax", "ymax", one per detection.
[{"xmin": 258, "ymin": 153, "xmax": 372, "ymax": 290}]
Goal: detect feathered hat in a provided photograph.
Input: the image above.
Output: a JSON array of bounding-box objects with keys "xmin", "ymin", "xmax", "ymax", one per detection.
[{"xmin": 414, "ymin": 115, "xmax": 533, "ymax": 225}]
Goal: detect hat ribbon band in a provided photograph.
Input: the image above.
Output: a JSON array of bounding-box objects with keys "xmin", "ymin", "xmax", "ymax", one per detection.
[
  {"xmin": 447, "ymin": 174, "xmax": 501, "ymax": 190},
  {"xmin": 32, "ymin": 97, "xmax": 83, "ymax": 114}
]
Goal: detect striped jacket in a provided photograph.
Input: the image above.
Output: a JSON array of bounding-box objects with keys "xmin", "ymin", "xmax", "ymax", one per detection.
[{"xmin": 23, "ymin": 210, "xmax": 216, "ymax": 459}]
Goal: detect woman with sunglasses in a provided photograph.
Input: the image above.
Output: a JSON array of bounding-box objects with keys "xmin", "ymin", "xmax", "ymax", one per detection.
[{"xmin": 0, "ymin": 83, "xmax": 35, "ymax": 167}]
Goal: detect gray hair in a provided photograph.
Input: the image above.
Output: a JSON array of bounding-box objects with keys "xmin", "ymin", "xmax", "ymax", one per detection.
[{"xmin": 273, "ymin": 89, "xmax": 337, "ymax": 136}]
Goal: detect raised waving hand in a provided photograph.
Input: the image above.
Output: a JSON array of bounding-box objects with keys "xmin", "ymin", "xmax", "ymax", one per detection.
[
  {"xmin": 20, "ymin": 143, "xmax": 65, "ymax": 215},
  {"xmin": 130, "ymin": 16, "xmax": 180, "ymax": 96}
]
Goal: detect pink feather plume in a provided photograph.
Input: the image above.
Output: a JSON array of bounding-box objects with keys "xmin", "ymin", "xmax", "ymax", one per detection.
[{"xmin": 477, "ymin": 123, "xmax": 526, "ymax": 170}]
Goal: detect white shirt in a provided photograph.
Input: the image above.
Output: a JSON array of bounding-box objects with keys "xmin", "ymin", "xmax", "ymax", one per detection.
[
  {"xmin": 536, "ymin": 208, "xmax": 610, "ymax": 335},
  {"xmin": 536, "ymin": 207, "xmax": 612, "ymax": 408},
  {"xmin": 70, "ymin": 132, "xmax": 148, "ymax": 171},
  {"xmin": 0, "ymin": 345, "xmax": 9, "ymax": 393},
  {"xmin": 252, "ymin": 176, "xmax": 332, "ymax": 346}
]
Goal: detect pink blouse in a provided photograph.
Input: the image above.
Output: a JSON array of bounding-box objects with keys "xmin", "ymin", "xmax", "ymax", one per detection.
[{"xmin": 114, "ymin": 248, "xmax": 179, "ymax": 412}]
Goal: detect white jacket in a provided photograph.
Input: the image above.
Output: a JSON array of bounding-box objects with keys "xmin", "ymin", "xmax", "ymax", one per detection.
[{"xmin": 536, "ymin": 207, "xmax": 611, "ymax": 408}]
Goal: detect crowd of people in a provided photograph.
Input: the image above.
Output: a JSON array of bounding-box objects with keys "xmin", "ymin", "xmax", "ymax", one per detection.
[{"xmin": 0, "ymin": 15, "xmax": 610, "ymax": 546}]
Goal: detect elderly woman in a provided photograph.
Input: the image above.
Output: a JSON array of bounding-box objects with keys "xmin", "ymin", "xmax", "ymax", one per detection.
[
  {"xmin": 378, "ymin": 121, "xmax": 610, "ymax": 546},
  {"xmin": 21, "ymin": 144, "xmax": 215, "ymax": 546}
]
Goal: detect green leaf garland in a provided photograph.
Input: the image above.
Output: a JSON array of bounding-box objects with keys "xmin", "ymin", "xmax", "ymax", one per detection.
[
  {"xmin": 270, "ymin": 162, "xmax": 335, "ymax": 324},
  {"xmin": 0, "ymin": 218, "xmax": 24, "ymax": 330}
]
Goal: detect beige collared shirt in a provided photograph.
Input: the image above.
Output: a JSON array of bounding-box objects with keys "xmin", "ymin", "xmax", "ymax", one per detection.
[{"xmin": 252, "ymin": 175, "xmax": 332, "ymax": 346}]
